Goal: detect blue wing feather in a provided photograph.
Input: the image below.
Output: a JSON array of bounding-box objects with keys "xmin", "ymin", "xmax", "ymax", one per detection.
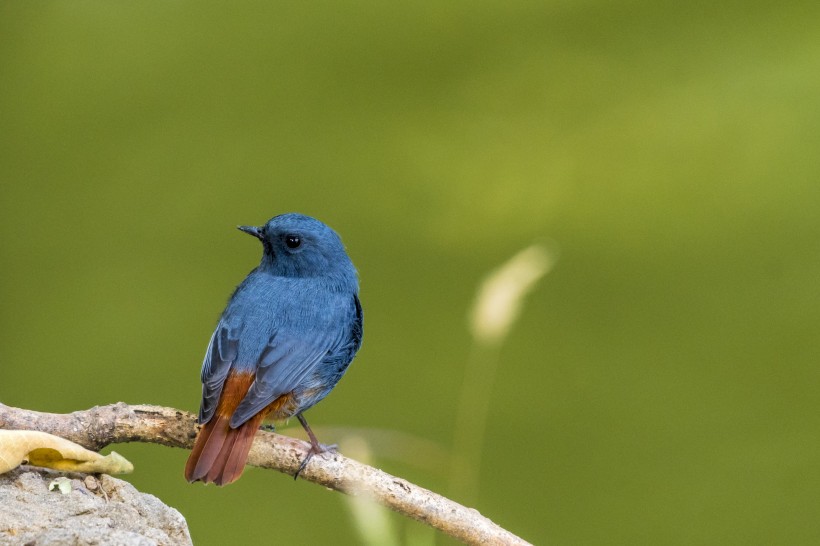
[
  {"xmin": 228, "ymin": 294, "xmax": 363, "ymax": 428},
  {"xmin": 198, "ymin": 321, "xmax": 240, "ymax": 423},
  {"xmin": 228, "ymin": 335, "xmax": 333, "ymax": 427}
]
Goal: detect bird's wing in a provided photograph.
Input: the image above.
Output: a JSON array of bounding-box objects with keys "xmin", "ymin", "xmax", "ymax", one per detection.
[
  {"xmin": 198, "ymin": 320, "xmax": 241, "ymax": 424},
  {"xmin": 228, "ymin": 294, "xmax": 363, "ymax": 428},
  {"xmin": 227, "ymin": 329, "xmax": 343, "ymax": 428},
  {"xmin": 318, "ymin": 293, "xmax": 364, "ymax": 376}
]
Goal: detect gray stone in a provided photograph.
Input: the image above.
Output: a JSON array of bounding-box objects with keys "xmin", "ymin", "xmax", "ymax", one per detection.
[{"xmin": 0, "ymin": 468, "xmax": 192, "ymax": 546}]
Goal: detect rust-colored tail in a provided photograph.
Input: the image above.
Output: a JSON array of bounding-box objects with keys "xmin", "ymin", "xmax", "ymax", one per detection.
[
  {"xmin": 185, "ymin": 371, "xmax": 264, "ymax": 486},
  {"xmin": 185, "ymin": 371, "xmax": 297, "ymax": 485},
  {"xmin": 184, "ymin": 411, "xmax": 268, "ymax": 486}
]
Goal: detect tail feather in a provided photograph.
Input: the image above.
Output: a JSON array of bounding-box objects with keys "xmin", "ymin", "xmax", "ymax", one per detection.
[
  {"xmin": 190, "ymin": 420, "xmax": 221, "ymax": 476},
  {"xmin": 183, "ymin": 418, "xmax": 214, "ymax": 480},
  {"xmin": 185, "ymin": 370, "xmax": 259, "ymax": 486},
  {"xmin": 220, "ymin": 413, "xmax": 267, "ymax": 483},
  {"xmin": 185, "ymin": 413, "xmax": 264, "ymax": 485},
  {"xmin": 185, "ymin": 414, "xmax": 229, "ymax": 483},
  {"xmin": 203, "ymin": 418, "xmax": 237, "ymax": 484},
  {"xmin": 186, "ymin": 410, "xmax": 277, "ymax": 485},
  {"xmin": 204, "ymin": 433, "xmax": 234, "ymax": 484},
  {"xmin": 185, "ymin": 370, "xmax": 296, "ymax": 486}
]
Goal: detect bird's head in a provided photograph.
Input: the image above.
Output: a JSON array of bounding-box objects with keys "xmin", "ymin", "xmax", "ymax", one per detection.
[{"xmin": 239, "ymin": 213, "xmax": 357, "ymax": 290}]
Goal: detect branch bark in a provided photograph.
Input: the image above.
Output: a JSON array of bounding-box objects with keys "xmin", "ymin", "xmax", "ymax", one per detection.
[{"xmin": 0, "ymin": 402, "xmax": 531, "ymax": 546}]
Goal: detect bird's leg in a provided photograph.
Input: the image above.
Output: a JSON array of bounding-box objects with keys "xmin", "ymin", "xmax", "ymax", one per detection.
[{"xmin": 294, "ymin": 412, "xmax": 336, "ymax": 479}]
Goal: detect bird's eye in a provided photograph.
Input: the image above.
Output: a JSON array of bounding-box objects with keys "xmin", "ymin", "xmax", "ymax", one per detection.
[{"xmin": 284, "ymin": 234, "xmax": 301, "ymax": 249}]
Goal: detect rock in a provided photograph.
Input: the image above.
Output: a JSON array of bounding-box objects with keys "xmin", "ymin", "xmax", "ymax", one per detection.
[{"xmin": 0, "ymin": 467, "xmax": 192, "ymax": 546}]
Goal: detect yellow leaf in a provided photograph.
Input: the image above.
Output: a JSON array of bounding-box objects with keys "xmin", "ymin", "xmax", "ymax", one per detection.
[{"xmin": 0, "ymin": 430, "xmax": 133, "ymax": 475}]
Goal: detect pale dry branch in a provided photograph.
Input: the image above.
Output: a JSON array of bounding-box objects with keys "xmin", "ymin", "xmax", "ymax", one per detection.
[{"xmin": 0, "ymin": 403, "xmax": 531, "ymax": 546}]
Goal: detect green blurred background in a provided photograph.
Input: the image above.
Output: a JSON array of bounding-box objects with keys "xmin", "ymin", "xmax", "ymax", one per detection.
[{"xmin": 2, "ymin": 1, "xmax": 819, "ymax": 544}]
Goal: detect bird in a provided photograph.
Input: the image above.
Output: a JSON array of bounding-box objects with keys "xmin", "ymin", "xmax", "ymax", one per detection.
[{"xmin": 184, "ymin": 213, "xmax": 363, "ymax": 486}]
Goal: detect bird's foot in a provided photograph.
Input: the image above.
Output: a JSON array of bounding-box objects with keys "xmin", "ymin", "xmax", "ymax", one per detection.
[
  {"xmin": 259, "ymin": 423, "xmax": 276, "ymax": 432},
  {"xmin": 293, "ymin": 442, "xmax": 338, "ymax": 480},
  {"xmin": 293, "ymin": 412, "xmax": 338, "ymax": 480}
]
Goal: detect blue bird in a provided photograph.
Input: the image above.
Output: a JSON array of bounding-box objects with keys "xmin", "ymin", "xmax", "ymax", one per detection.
[{"xmin": 184, "ymin": 213, "xmax": 363, "ymax": 485}]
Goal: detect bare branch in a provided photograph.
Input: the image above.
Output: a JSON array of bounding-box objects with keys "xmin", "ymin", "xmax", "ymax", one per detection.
[{"xmin": 0, "ymin": 403, "xmax": 531, "ymax": 546}]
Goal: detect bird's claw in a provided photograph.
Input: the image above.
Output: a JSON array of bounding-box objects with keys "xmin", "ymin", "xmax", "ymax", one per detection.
[{"xmin": 293, "ymin": 442, "xmax": 338, "ymax": 480}]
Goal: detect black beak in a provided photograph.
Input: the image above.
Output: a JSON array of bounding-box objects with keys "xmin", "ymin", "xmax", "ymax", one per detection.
[{"xmin": 238, "ymin": 225, "xmax": 263, "ymax": 240}]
